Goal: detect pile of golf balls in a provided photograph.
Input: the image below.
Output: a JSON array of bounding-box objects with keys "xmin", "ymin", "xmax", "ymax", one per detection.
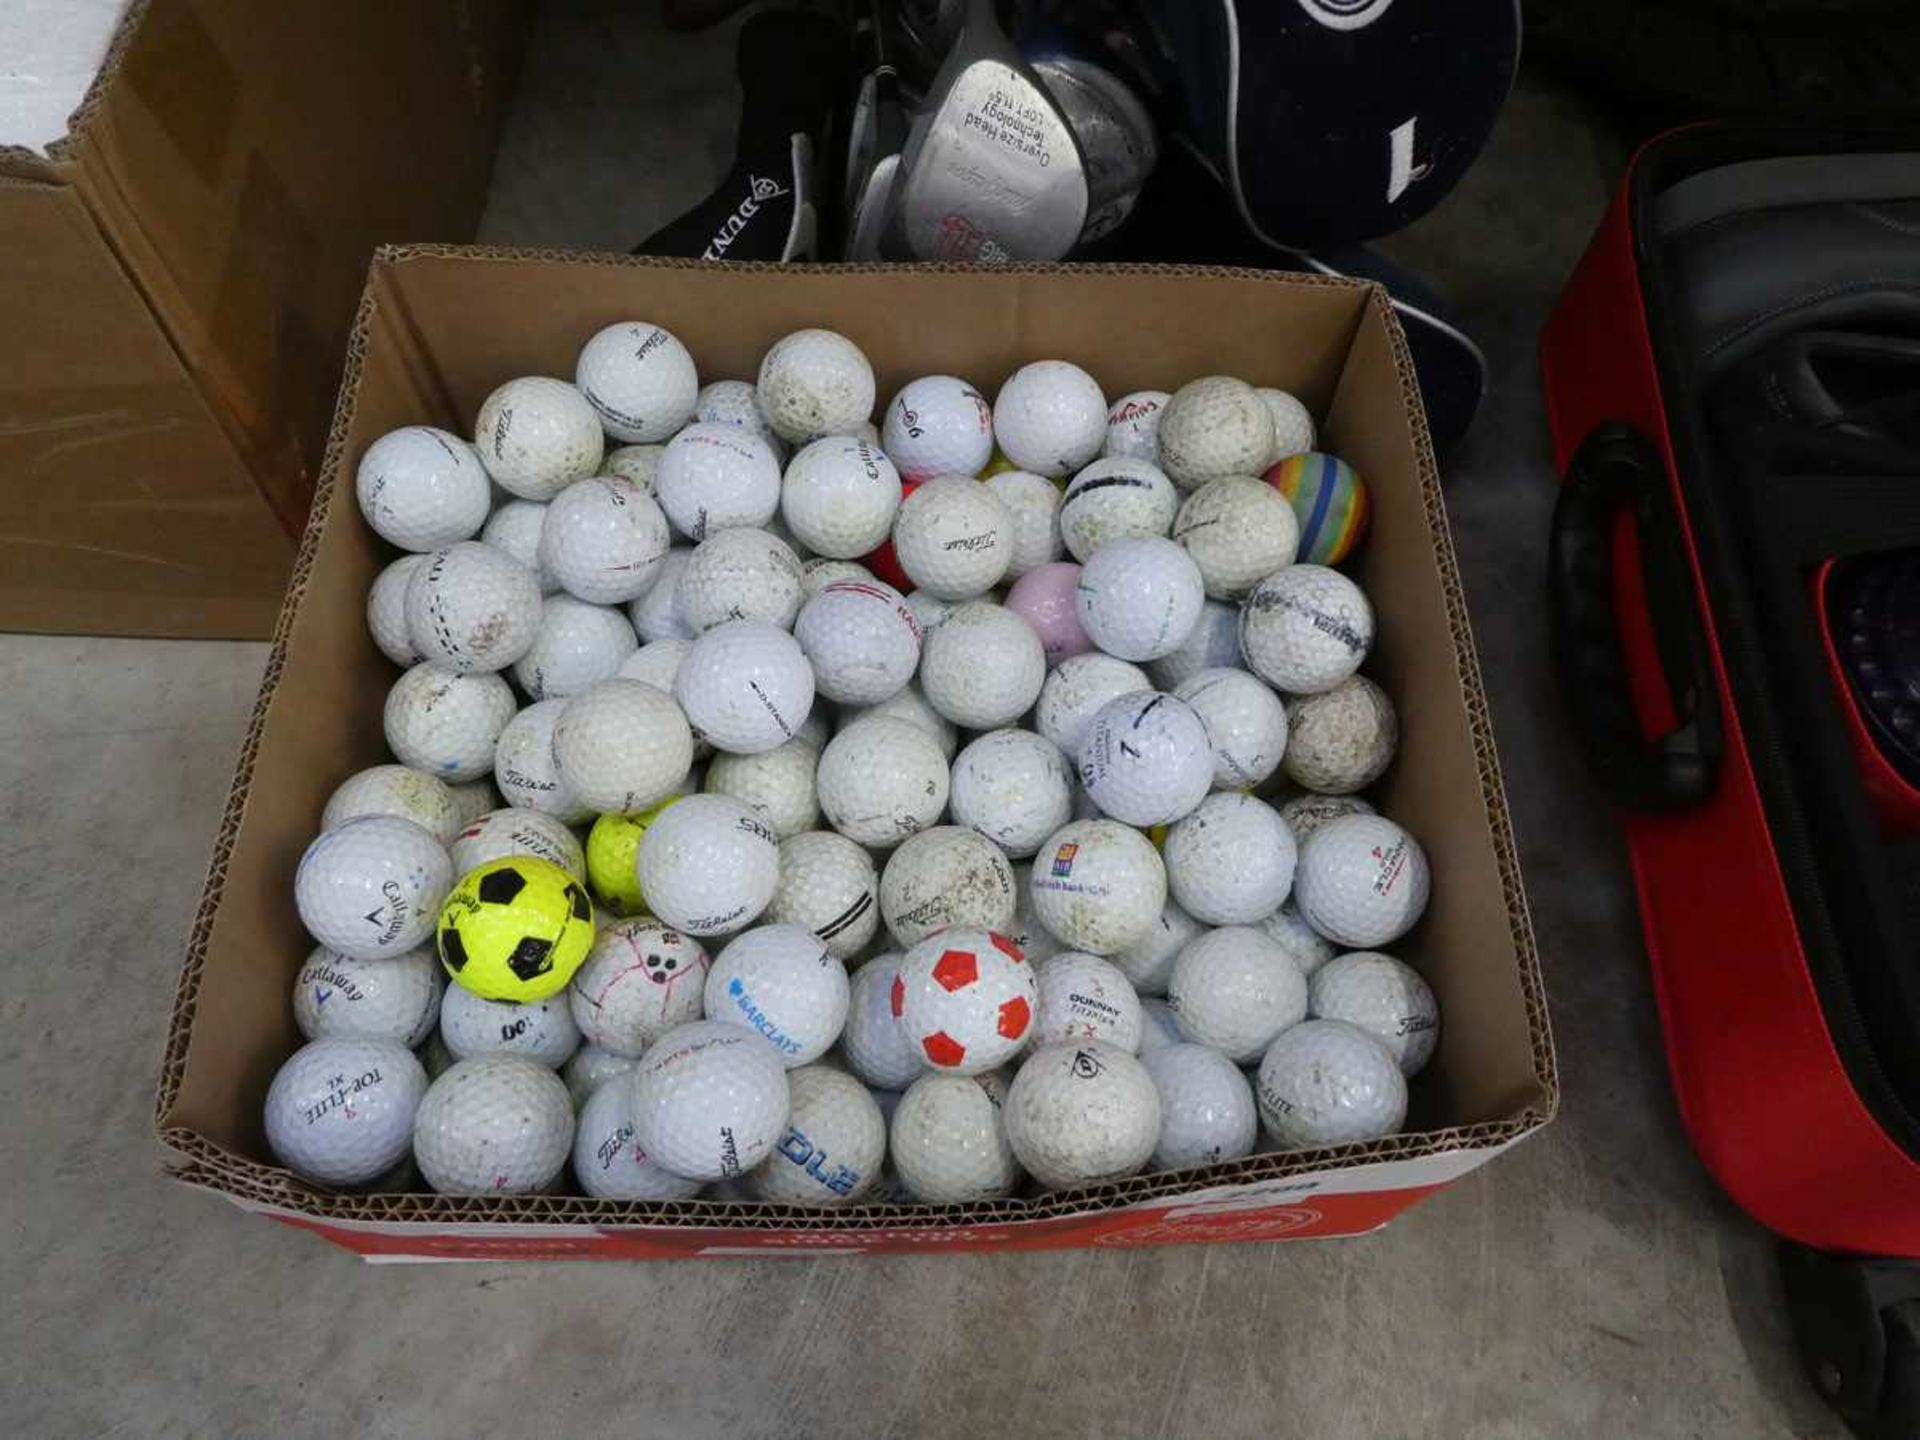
[{"xmin": 266, "ymin": 321, "xmax": 1436, "ymax": 1205}]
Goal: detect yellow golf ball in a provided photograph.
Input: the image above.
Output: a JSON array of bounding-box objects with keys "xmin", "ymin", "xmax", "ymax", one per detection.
[
  {"xmin": 436, "ymin": 856, "xmax": 595, "ymax": 1002},
  {"xmin": 586, "ymin": 799, "xmax": 678, "ymax": 917}
]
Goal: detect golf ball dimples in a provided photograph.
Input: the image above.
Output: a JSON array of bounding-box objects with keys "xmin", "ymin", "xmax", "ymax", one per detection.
[
  {"xmin": 1136, "ymin": 996, "xmax": 1184, "ymax": 1053},
  {"xmin": 992, "ymin": 360, "xmax": 1107, "ymax": 478},
  {"xmin": 601, "ymin": 444, "xmax": 666, "ymax": 491},
  {"xmin": 440, "ymin": 984, "xmax": 581, "ymax": 1067},
  {"xmin": 628, "ymin": 548, "xmax": 696, "ymax": 642},
  {"xmin": 617, "ymin": 635, "xmax": 692, "ymax": 693},
  {"xmin": 1006, "ymin": 561, "xmax": 1092, "ymax": 666},
  {"xmin": 1140, "ymin": 1043, "xmax": 1258, "ymax": 1170},
  {"xmin": 1266, "ymin": 452, "xmax": 1369, "ymax": 565},
  {"xmin": 1240, "ymin": 564, "xmax": 1374, "ymax": 694},
  {"xmin": 986, "ymin": 469, "xmax": 1065, "ymax": 578},
  {"xmin": 1102, "ymin": 390, "xmax": 1169, "ymax": 462},
  {"xmin": 1163, "ymin": 792, "xmax": 1297, "ymax": 925},
  {"xmin": 1166, "ymin": 926, "xmax": 1307, "ymax": 1062},
  {"xmin": 675, "ymin": 620, "xmax": 815, "ymax": 754},
  {"xmin": 756, "ymin": 328, "xmax": 876, "ymax": 444},
  {"xmin": 703, "ymin": 923, "xmax": 848, "ymax": 1067},
  {"xmin": 1110, "ymin": 898, "xmax": 1204, "ymax": 997},
  {"xmin": 368, "ymin": 554, "xmax": 426, "ymax": 666},
  {"xmin": 951, "ymin": 729, "xmax": 1074, "ymax": 859},
  {"xmin": 574, "ymin": 321, "xmax": 699, "ymax": 443},
  {"xmin": 1260, "ymin": 900, "xmax": 1338, "ymax": 978},
  {"xmin": 296, "ymin": 816, "xmax": 451, "ymax": 961},
  {"xmin": 1294, "ymin": 813, "xmax": 1430, "ymax": 948},
  {"xmin": 1283, "ymin": 675, "xmax": 1398, "ymax": 794},
  {"xmin": 474, "ymin": 376, "xmax": 604, "ymax": 500},
  {"xmin": 1257, "ymin": 388, "xmax": 1317, "ymax": 466},
  {"xmin": 890, "ymin": 1071, "xmax": 1021, "ymax": 1203},
  {"xmin": 1309, "ymin": 951, "xmax": 1439, "ymax": 1075},
  {"xmin": 1059, "ymin": 456, "xmax": 1179, "ymax": 562},
  {"xmin": 1006, "ymin": 865, "xmax": 1063, "ymax": 967},
  {"xmin": 403, "ymin": 542, "xmax": 543, "ymax": 675},
  {"xmin": 1003, "ymin": 1039, "xmax": 1160, "ymax": 1189},
  {"xmin": 653, "ymin": 422, "xmax": 783, "ymax": 541},
  {"xmin": 446, "ymin": 778, "xmax": 499, "ymax": 827},
  {"xmin": 1146, "ymin": 600, "xmax": 1241, "ymax": 691},
  {"xmin": 781, "ymin": 437, "xmax": 902, "ymax": 558},
  {"xmin": 919, "ymin": 602, "xmax": 1045, "ymax": 729},
  {"xmin": 1076, "ymin": 536, "xmax": 1206, "ymax": 662},
  {"xmin": 572, "ymin": 1075, "xmax": 704, "ymax": 1199},
  {"xmin": 695, "ymin": 379, "xmax": 783, "ymax": 453},
  {"xmin": 880, "ymin": 826, "xmax": 1018, "ymax": 948},
  {"xmin": 510, "ymin": 596, "xmax": 638, "ymax": 701},
  {"xmin": 565, "ymin": 1044, "xmax": 640, "ymax": 1107},
  {"xmin": 568, "ymin": 917, "xmax": 710, "ymax": 1055},
  {"xmin": 1256, "ymin": 1018, "xmax": 1407, "ymax": 1149},
  {"xmin": 1033, "ymin": 952, "xmax": 1144, "ymax": 1051},
  {"xmin": 629, "ymin": 1019, "xmax": 792, "ymax": 1180},
  {"xmin": 293, "ymin": 944, "xmax": 443, "ymax": 1048},
  {"xmin": 1077, "ymin": 691, "xmax": 1213, "ymax": 828},
  {"xmin": 905, "ymin": 589, "xmax": 952, "ymax": 634},
  {"xmin": 892, "ymin": 476, "xmax": 1014, "ymax": 600},
  {"xmin": 1173, "ymin": 667, "xmax": 1289, "ymax": 790},
  {"xmin": 893, "ymin": 927, "xmax": 1037, "ymax": 1074},
  {"xmin": 1035, "ymin": 652, "xmax": 1151, "ymax": 756},
  {"xmin": 705, "ymin": 738, "xmax": 819, "ymax": 839},
  {"xmin": 794, "ymin": 579, "xmax": 921, "ymax": 705},
  {"xmin": 356, "ymin": 425, "xmax": 491, "ymax": 551},
  {"xmin": 413, "ymin": 1054, "xmax": 575, "ymax": 1193},
  {"xmin": 883, "ymin": 375, "xmax": 994, "ymax": 481},
  {"xmin": 322, "ymin": 764, "xmax": 460, "ymax": 845},
  {"xmin": 846, "ymin": 682, "xmax": 959, "ymax": 761},
  {"xmin": 265, "ymin": 1037, "xmax": 428, "ymax": 1186},
  {"xmin": 815, "ymin": 716, "xmax": 949, "ymax": 848},
  {"xmin": 743, "ymin": 1064, "xmax": 887, "ymax": 1204},
  {"xmin": 636, "ymin": 793, "xmax": 781, "ymax": 936},
  {"xmin": 841, "ymin": 952, "xmax": 922, "ymax": 1089},
  {"xmin": 1156, "ymin": 376, "xmax": 1274, "ymax": 490},
  {"xmin": 1279, "ymin": 792, "xmax": 1376, "ymax": 844},
  {"xmin": 481, "ymin": 499, "xmax": 559, "ymax": 593},
  {"xmin": 452, "ymin": 808, "xmax": 586, "ymax": 883},
  {"xmin": 1173, "ymin": 476, "xmax": 1301, "ymax": 600},
  {"xmin": 802, "ymin": 557, "xmax": 877, "ymax": 597},
  {"xmin": 771, "ymin": 830, "xmax": 880, "ymax": 960},
  {"xmin": 680, "ymin": 528, "xmax": 805, "ymax": 634},
  {"xmin": 1029, "ymin": 819, "xmax": 1167, "ymax": 955},
  {"xmin": 537, "ymin": 476, "xmax": 672, "ymax": 605},
  {"xmin": 435, "ymin": 855, "xmax": 596, "ymax": 1002},
  {"xmin": 552, "ymin": 678, "xmax": 695, "ymax": 813}
]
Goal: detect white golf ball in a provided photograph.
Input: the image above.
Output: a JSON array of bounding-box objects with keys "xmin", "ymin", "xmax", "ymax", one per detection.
[
  {"xmin": 1174, "ymin": 667, "xmax": 1289, "ymax": 790},
  {"xmin": 1035, "ymin": 652, "xmax": 1151, "ymax": 756},
  {"xmin": 986, "ymin": 469, "xmax": 1065, "ymax": 579},
  {"xmin": 574, "ymin": 320, "xmax": 699, "ymax": 442},
  {"xmin": 413, "ymin": 1054, "xmax": 575, "ymax": 1193},
  {"xmin": 844, "ymin": 682, "xmax": 960, "ymax": 762},
  {"xmin": 552, "ymin": 678, "xmax": 694, "ymax": 813},
  {"xmin": 703, "ymin": 923, "xmax": 848, "ymax": 1066},
  {"xmin": 356, "ymin": 425, "xmax": 491, "ymax": 551},
  {"xmin": 1166, "ymin": 925, "xmax": 1307, "ymax": 1062},
  {"xmin": 695, "ymin": 378, "xmax": 784, "ymax": 454},
  {"xmin": 780, "ymin": 436, "xmax": 902, "ymax": 558},
  {"xmin": 951, "ymin": 729, "xmax": 1074, "ymax": 859},
  {"xmin": 801, "ymin": 557, "xmax": 877, "ymax": 597},
  {"xmin": 322, "ymin": 764, "xmax": 460, "ymax": 845},
  {"xmin": 757, "ymin": 328, "xmax": 876, "ymax": 444},
  {"xmin": 1139, "ymin": 1043, "xmax": 1258, "ymax": 1170},
  {"xmin": 1077, "ymin": 690, "xmax": 1213, "ymax": 827},
  {"xmin": 617, "ymin": 635, "xmax": 692, "ymax": 693},
  {"xmin": 480, "ymin": 499, "xmax": 558, "ymax": 594},
  {"xmin": 1257, "ymin": 387, "xmax": 1316, "ymax": 465},
  {"xmin": 473, "ymin": 376, "xmax": 604, "ymax": 500},
  {"xmin": 629, "ymin": 1019, "xmax": 792, "ymax": 1179},
  {"xmin": 894, "ymin": 926, "xmax": 1038, "ymax": 1075},
  {"xmin": 510, "ymin": 595, "xmax": 638, "ymax": 701},
  {"xmin": 742, "ymin": 1064, "xmax": 887, "ymax": 1205},
  {"xmin": 1110, "ymin": 898, "xmax": 1204, "ymax": 997},
  {"xmin": 1137, "ymin": 996, "xmax": 1184, "ymax": 1053},
  {"xmin": 293, "ymin": 944, "xmax": 443, "ymax": 1048},
  {"xmin": 705, "ymin": 737, "xmax": 820, "ymax": 839},
  {"xmin": 636, "ymin": 793, "xmax": 781, "ymax": 936},
  {"xmin": 440, "ymin": 984, "xmax": 581, "ymax": 1068},
  {"xmin": 890, "ymin": 1070, "xmax": 1021, "ymax": 1203},
  {"xmin": 536, "ymin": 475, "xmax": 672, "ymax": 606},
  {"xmin": 675, "ymin": 619, "xmax": 815, "ymax": 754},
  {"xmin": 384, "ymin": 664, "xmax": 516, "ymax": 782},
  {"xmin": 450, "ymin": 808, "xmax": 587, "ymax": 881},
  {"xmin": 572, "ymin": 1074, "xmax": 704, "ymax": 1199},
  {"xmin": 1309, "ymin": 950, "xmax": 1439, "ymax": 1076},
  {"xmin": 264, "ymin": 1037, "xmax": 427, "ymax": 1186},
  {"xmin": 1102, "ymin": 389, "xmax": 1170, "ymax": 463},
  {"xmin": 883, "ymin": 374, "xmax": 995, "ymax": 481},
  {"xmin": 681, "ymin": 527, "xmax": 805, "ymax": 633},
  {"xmin": 1146, "ymin": 599, "xmax": 1241, "ymax": 691},
  {"xmin": 1029, "ymin": 819, "xmax": 1167, "ymax": 955},
  {"xmin": 627, "ymin": 547, "xmax": 696, "ymax": 642},
  {"xmin": 404, "ymin": 542, "xmax": 543, "ymax": 675},
  {"xmin": 1032, "ymin": 952, "xmax": 1143, "ymax": 1051},
  {"xmin": 1163, "ymin": 792, "xmax": 1297, "ymax": 925},
  {"xmin": 1173, "ymin": 476, "xmax": 1300, "ymax": 600},
  {"xmin": 1006, "ymin": 864, "xmax": 1064, "ymax": 967},
  {"xmin": 771, "ymin": 830, "xmax": 880, "ymax": 960},
  {"xmin": 653, "ymin": 422, "xmax": 783, "ymax": 541},
  {"xmin": 1256, "ymin": 1018, "xmax": 1407, "ymax": 1149},
  {"xmin": 1059, "ymin": 456, "xmax": 1179, "ymax": 562},
  {"xmin": 841, "ymin": 951, "xmax": 922, "ymax": 1089},
  {"xmin": 1278, "ymin": 792, "xmax": 1377, "ymax": 844},
  {"xmin": 794, "ymin": 579, "xmax": 922, "ymax": 705},
  {"xmin": 1260, "ymin": 899, "xmax": 1338, "ymax": 978},
  {"xmin": 993, "ymin": 360, "xmax": 1107, "ymax": 478},
  {"xmin": 919, "ymin": 601, "xmax": 1046, "ymax": 729},
  {"xmin": 904, "ymin": 588, "xmax": 953, "ymax": 634},
  {"xmin": 367, "ymin": 554, "xmax": 427, "ymax": 666},
  {"xmin": 601, "ymin": 444, "xmax": 666, "ymax": 491},
  {"xmin": 816, "ymin": 715, "xmax": 950, "ymax": 848},
  {"xmin": 568, "ymin": 917, "xmax": 710, "ymax": 1056},
  {"xmin": 1004, "ymin": 1039, "xmax": 1159, "ymax": 1189},
  {"xmin": 1294, "ymin": 813, "xmax": 1430, "ymax": 948},
  {"xmin": 1076, "ymin": 535, "xmax": 1205, "ymax": 662},
  {"xmin": 1240, "ymin": 564, "xmax": 1374, "ymax": 694},
  {"xmin": 892, "ymin": 476, "xmax": 1014, "ymax": 599},
  {"xmin": 565, "ymin": 1043, "xmax": 641, "ymax": 1108},
  {"xmin": 295, "ymin": 816, "xmax": 450, "ymax": 962},
  {"xmin": 1283, "ymin": 675, "xmax": 1398, "ymax": 794},
  {"xmin": 1156, "ymin": 376, "xmax": 1274, "ymax": 490},
  {"xmin": 880, "ymin": 825, "xmax": 1018, "ymax": 948}
]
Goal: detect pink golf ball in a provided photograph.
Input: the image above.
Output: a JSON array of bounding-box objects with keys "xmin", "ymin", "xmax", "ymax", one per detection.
[{"xmin": 1005, "ymin": 562, "xmax": 1092, "ymax": 666}]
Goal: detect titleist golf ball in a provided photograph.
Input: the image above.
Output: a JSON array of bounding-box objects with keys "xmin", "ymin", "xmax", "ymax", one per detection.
[
  {"xmin": 473, "ymin": 376, "xmax": 604, "ymax": 500},
  {"xmin": 493, "ymin": 699, "xmax": 592, "ymax": 822},
  {"xmin": 629, "ymin": 1020, "xmax": 792, "ymax": 1180},
  {"xmin": 636, "ymin": 794, "xmax": 781, "ymax": 937},
  {"xmin": 653, "ymin": 422, "xmax": 783, "ymax": 541},
  {"xmin": 1028, "ymin": 819, "xmax": 1166, "ymax": 954},
  {"xmin": 356, "ymin": 425, "xmax": 491, "ymax": 552},
  {"xmin": 572, "ymin": 1073, "xmax": 704, "ymax": 1200},
  {"xmin": 1309, "ymin": 950, "xmax": 1440, "ymax": 1076},
  {"xmin": 574, "ymin": 321, "xmax": 699, "ymax": 443},
  {"xmin": 892, "ymin": 476, "xmax": 1014, "ymax": 599}
]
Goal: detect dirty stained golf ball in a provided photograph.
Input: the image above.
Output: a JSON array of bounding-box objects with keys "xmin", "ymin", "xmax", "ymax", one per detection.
[
  {"xmin": 880, "ymin": 825, "xmax": 1019, "ymax": 948},
  {"xmin": 1003, "ymin": 1039, "xmax": 1160, "ymax": 1190},
  {"xmin": 321, "ymin": 764, "xmax": 461, "ymax": 845},
  {"xmin": 572, "ymin": 1074, "xmax": 704, "ymax": 1200},
  {"xmin": 1059, "ymin": 456, "xmax": 1179, "ymax": 563},
  {"xmin": 1283, "ymin": 675, "xmax": 1398, "ymax": 795},
  {"xmin": 1172, "ymin": 475, "xmax": 1300, "ymax": 600},
  {"xmin": 986, "ymin": 469, "xmax": 1065, "ymax": 578},
  {"xmin": 1240, "ymin": 564, "xmax": 1374, "ymax": 694},
  {"xmin": 892, "ymin": 476, "xmax": 1015, "ymax": 599},
  {"xmin": 1156, "ymin": 376, "xmax": 1273, "ymax": 490},
  {"xmin": 1256, "ymin": 1019, "xmax": 1408, "ymax": 1149},
  {"xmin": 679, "ymin": 526, "xmax": 806, "ymax": 633},
  {"xmin": 1028, "ymin": 819, "xmax": 1167, "ymax": 955},
  {"xmin": 918, "ymin": 601, "xmax": 1046, "ymax": 729},
  {"xmin": 384, "ymin": 663, "xmax": 516, "ymax": 782},
  {"xmin": 756, "ymin": 328, "xmax": 876, "ymax": 445},
  {"xmin": 890, "ymin": 1070, "xmax": 1022, "ymax": 1203},
  {"xmin": 403, "ymin": 541, "xmax": 544, "ymax": 675}
]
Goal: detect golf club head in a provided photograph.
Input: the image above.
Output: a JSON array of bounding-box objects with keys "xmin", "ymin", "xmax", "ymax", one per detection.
[{"xmin": 1030, "ymin": 55, "xmax": 1157, "ymax": 244}]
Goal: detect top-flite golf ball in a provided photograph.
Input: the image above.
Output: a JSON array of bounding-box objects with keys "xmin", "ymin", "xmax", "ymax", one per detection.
[{"xmin": 264, "ymin": 1036, "xmax": 428, "ymax": 1186}]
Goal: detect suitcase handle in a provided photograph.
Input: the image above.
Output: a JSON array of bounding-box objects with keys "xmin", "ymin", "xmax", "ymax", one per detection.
[{"xmin": 1548, "ymin": 423, "xmax": 1722, "ymax": 810}]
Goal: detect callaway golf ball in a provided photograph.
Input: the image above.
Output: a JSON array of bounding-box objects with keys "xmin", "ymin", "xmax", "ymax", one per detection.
[
  {"xmin": 635, "ymin": 793, "xmax": 781, "ymax": 937},
  {"xmin": 293, "ymin": 944, "xmax": 443, "ymax": 1048},
  {"xmin": 781, "ymin": 436, "xmax": 903, "ymax": 557},
  {"xmin": 1102, "ymin": 390, "xmax": 1169, "ymax": 462},
  {"xmin": 295, "ymin": 816, "xmax": 451, "ymax": 962}
]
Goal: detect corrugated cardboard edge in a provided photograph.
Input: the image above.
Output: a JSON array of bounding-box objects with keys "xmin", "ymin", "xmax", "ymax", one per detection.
[{"xmin": 156, "ymin": 250, "xmax": 1556, "ymax": 1229}]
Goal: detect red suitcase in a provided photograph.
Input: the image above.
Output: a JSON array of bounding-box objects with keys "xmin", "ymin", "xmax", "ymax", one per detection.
[{"xmin": 1541, "ymin": 126, "xmax": 1920, "ymax": 1435}]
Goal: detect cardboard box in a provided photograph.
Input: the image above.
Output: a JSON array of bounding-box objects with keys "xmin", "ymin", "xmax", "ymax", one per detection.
[
  {"xmin": 0, "ymin": 0, "xmax": 525, "ymax": 639},
  {"xmin": 156, "ymin": 251, "xmax": 1557, "ymax": 1260}
]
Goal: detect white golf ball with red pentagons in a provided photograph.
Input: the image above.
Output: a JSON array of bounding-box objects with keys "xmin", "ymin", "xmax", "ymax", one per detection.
[{"xmin": 892, "ymin": 928, "xmax": 1037, "ymax": 1075}]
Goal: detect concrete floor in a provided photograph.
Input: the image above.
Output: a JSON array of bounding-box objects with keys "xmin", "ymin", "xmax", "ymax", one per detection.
[{"xmin": 0, "ymin": 5, "xmax": 1856, "ymax": 1437}]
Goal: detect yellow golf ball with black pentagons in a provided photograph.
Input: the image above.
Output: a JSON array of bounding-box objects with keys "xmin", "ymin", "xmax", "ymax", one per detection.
[{"xmin": 437, "ymin": 856, "xmax": 595, "ymax": 1001}]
